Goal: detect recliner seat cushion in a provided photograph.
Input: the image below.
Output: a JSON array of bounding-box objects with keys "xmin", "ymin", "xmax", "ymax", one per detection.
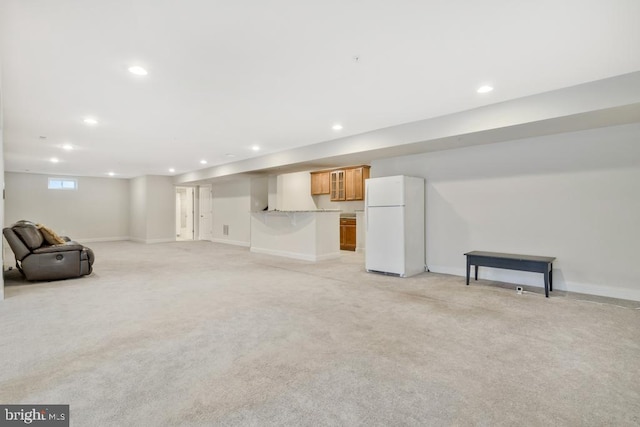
[{"xmin": 13, "ymin": 225, "xmax": 44, "ymax": 250}]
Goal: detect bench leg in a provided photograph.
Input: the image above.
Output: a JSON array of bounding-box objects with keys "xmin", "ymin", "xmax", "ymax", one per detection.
[
  {"xmin": 475, "ymin": 266, "xmax": 478, "ymax": 281},
  {"xmin": 544, "ymin": 270, "xmax": 550, "ymax": 298},
  {"xmin": 466, "ymin": 258, "xmax": 470, "ymax": 286},
  {"xmin": 549, "ymin": 263, "xmax": 553, "ymax": 291}
]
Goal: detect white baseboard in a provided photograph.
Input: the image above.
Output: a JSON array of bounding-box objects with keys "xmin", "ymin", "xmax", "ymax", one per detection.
[
  {"xmin": 129, "ymin": 237, "xmax": 175, "ymax": 244},
  {"xmin": 250, "ymin": 247, "xmax": 341, "ymax": 262},
  {"xmin": 76, "ymin": 236, "xmax": 130, "ymax": 243},
  {"xmin": 315, "ymin": 251, "xmax": 343, "ymax": 261},
  {"xmin": 211, "ymin": 238, "xmax": 250, "ymax": 247},
  {"xmin": 146, "ymin": 238, "xmax": 175, "ymax": 244},
  {"xmin": 428, "ymin": 264, "xmax": 640, "ymax": 302},
  {"xmin": 559, "ymin": 281, "xmax": 640, "ymax": 302}
]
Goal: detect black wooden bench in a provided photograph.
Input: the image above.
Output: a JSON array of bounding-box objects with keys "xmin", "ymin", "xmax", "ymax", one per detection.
[{"xmin": 464, "ymin": 251, "xmax": 556, "ymax": 297}]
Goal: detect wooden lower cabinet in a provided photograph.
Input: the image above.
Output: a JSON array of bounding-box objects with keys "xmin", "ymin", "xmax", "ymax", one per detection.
[{"xmin": 340, "ymin": 218, "xmax": 356, "ymax": 251}]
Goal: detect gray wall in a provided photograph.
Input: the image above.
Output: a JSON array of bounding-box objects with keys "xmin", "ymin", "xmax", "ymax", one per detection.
[
  {"xmin": 371, "ymin": 123, "xmax": 640, "ymax": 301},
  {"xmin": 5, "ymin": 172, "xmax": 130, "ymax": 241}
]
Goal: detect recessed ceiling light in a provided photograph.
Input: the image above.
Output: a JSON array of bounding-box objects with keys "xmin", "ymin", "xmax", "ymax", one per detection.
[
  {"xmin": 83, "ymin": 117, "xmax": 98, "ymax": 125},
  {"xmin": 128, "ymin": 65, "xmax": 148, "ymax": 76},
  {"xmin": 50, "ymin": 157, "xmax": 59, "ymax": 163},
  {"xmin": 477, "ymin": 85, "xmax": 494, "ymax": 94},
  {"xmin": 107, "ymin": 172, "xmax": 115, "ymax": 176},
  {"xmin": 332, "ymin": 124, "xmax": 343, "ymax": 131},
  {"xmin": 251, "ymin": 145, "xmax": 260, "ymax": 151},
  {"xmin": 200, "ymin": 160, "xmax": 207, "ymax": 165},
  {"xmin": 62, "ymin": 144, "xmax": 73, "ymax": 151},
  {"xmin": 225, "ymin": 153, "xmax": 236, "ymax": 158},
  {"xmin": 169, "ymin": 168, "xmax": 175, "ymax": 173}
]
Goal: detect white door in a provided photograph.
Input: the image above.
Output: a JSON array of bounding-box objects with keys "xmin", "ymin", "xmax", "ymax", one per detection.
[
  {"xmin": 365, "ymin": 206, "xmax": 406, "ymax": 275},
  {"xmin": 176, "ymin": 187, "xmax": 195, "ymax": 240},
  {"xmin": 198, "ymin": 185, "xmax": 213, "ymax": 241}
]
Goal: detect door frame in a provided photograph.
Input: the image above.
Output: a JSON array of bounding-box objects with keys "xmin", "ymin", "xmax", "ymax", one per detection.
[{"xmin": 175, "ymin": 186, "xmax": 195, "ymax": 240}]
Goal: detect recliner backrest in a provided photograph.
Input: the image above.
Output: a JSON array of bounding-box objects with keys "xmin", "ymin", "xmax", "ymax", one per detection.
[
  {"xmin": 3, "ymin": 228, "xmax": 32, "ymax": 261},
  {"xmin": 13, "ymin": 223, "xmax": 44, "ymax": 250}
]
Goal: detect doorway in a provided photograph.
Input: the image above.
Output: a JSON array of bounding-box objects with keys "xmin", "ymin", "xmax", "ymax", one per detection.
[{"xmin": 175, "ymin": 187, "xmax": 194, "ymax": 240}]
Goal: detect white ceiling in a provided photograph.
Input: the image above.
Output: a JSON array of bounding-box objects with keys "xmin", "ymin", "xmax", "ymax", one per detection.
[{"xmin": 2, "ymin": 0, "xmax": 640, "ymax": 179}]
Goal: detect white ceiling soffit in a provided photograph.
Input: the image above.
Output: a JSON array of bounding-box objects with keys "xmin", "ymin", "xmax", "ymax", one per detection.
[
  {"xmin": 1, "ymin": 0, "xmax": 640, "ymax": 179},
  {"xmin": 175, "ymin": 72, "xmax": 640, "ymax": 183}
]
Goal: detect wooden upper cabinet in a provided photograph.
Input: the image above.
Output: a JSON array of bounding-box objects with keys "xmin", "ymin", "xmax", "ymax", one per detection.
[
  {"xmin": 330, "ymin": 170, "xmax": 346, "ymax": 201},
  {"xmin": 310, "ymin": 171, "xmax": 330, "ymax": 195},
  {"xmin": 345, "ymin": 166, "xmax": 370, "ymax": 201},
  {"xmin": 313, "ymin": 165, "xmax": 370, "ymax": 201}
]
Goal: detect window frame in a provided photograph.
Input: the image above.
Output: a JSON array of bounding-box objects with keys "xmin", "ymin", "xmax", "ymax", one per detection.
[{"xmin": 48, "ymin": 177, "xmax": 78, "ymax": 191}]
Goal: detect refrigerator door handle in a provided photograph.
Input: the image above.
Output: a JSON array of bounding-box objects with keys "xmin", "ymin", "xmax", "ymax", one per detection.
[{"xmin": 365, "ymin": 185, "xmax": 369, "ymax": 231}]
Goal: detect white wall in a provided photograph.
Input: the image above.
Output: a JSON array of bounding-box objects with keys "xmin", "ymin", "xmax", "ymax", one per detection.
[
  {"xmin": 371, "ymin": 123, "xmax": 640, "ymax": 301},
  {"xmin": 267, "ymin": 175, "xmax": 277, "ymax": 210},
  {"xmin": 277, "ymin": 171, "xmax": 316, "ymax": 210},
  {"xmin": 0, "ymin": 78, "xmax": 4, "ymax": 300},
  {"xmin": 250, "ymin": 176, "xmax": 269, "ymax": 212},
  {"xmin": 129, "ymin": 175, "xmax": 175, "ymax": 243},
  {"xmin": 146, "ymin": 176, "xmax": 175, "ymax": 242},
  {"xmin": 129, "ymin": 176, "xmax": 147, "ymax": 242},
  {"xmin": 211, "ymin": 178, "xmax": 251, "ymax": 246},
  {"xmin": 5, "ymin": 172, "xmax": 130, "ymax": 241}
]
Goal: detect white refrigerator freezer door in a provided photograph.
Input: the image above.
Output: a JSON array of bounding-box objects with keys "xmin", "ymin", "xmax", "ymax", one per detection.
[
  {"xmin": 366, "ymin": 176, "xmax": 405, "ymax": 207},
  {"xmin": 365, "ymin": 206, "xmax": 405, "ymax": 275}
]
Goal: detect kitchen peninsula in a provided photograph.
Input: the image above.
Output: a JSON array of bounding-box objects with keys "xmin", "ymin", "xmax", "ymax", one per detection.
[{"xmin": 250, "ymin": 210, "xmax": 341, "ymax": 261}]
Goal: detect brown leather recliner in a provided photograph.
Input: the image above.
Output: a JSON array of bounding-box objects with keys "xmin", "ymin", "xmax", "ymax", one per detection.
[{"xmin": 3, "ymin": 220, "xmax": 95, "ymax": 281}]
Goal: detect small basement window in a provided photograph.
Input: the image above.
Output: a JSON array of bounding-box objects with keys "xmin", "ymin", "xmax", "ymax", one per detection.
[{"xmin": 48, "ymin": 178, "xmax": 78, "ymax": 190}]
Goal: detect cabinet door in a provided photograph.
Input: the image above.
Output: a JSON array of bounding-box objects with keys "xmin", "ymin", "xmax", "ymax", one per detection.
[
  {"xmin": 340, "ymin": 218, "xmax": 356, "ymax": 251},
  {"xmin": 310, "ymin": 172, "xmax": 330, "ymax": 195},
  {"xmin": 320, "ymin": 172, "xmax": 330, "ymax": 194},
  {"xmin": 345, "ymin": 167, "xmax": 369, "ymax": 201},
  {"xmin": 330, "ymin": 170, "xmax": 345, "ymax": 201},
  {"xmin": 345, "ymin": 168, "xmax": 360, "ymax": 200}
]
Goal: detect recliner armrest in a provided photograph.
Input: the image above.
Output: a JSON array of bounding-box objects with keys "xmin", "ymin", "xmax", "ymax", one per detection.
[{"xmin": 32, "ymin": 243, "xmax": 84, "ymax": 254}]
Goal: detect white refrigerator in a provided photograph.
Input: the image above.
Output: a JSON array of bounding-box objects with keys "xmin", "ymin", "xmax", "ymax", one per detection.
[{"xmin": 365, "ymin": 175, "xmax": 425, "ymax": 277}]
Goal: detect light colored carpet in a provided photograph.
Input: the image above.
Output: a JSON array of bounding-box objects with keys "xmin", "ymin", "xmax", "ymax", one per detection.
[{"xmin": 1, "ymin": 241, "xmax": 639, "ymax": 426}]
